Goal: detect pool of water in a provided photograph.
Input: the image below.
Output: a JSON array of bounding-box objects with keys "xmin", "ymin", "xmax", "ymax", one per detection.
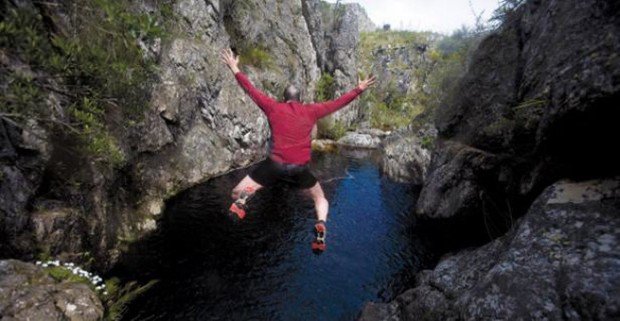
[{"xmin": 116, "ymin": 150, "xmax": 435, "ymax": 321}]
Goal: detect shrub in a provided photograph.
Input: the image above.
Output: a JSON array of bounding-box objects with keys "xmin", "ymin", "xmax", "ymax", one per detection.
[
  {"xmin": 239, "ymin": 46, "xmax": 275, "ymax": 70},
  {"xmin": 370, "ymin": 102, "xmax": 419, "ymax": 131},
  {"xmin": 317, "ymin": 119, "xmax": 348, "ymax": 140},
  {"xmin": 316, "ymin": 72, "xmax": 335, "ymax": 102},
  {"xmin": 104, "ymin": 279, "xmax": 158, "ymax": 321},
  {"xmin": 420, "ymin": 136, "xmax": 434, "ymax": 150},
  {"xmin": 0, "ymin": 0, "xmax": 168, "ymax": 167}
]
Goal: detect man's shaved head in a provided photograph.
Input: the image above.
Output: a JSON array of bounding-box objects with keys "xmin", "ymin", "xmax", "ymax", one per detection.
[{"xmin": 284, "ymin": 85, "xmax": 301, "ymax": 102}]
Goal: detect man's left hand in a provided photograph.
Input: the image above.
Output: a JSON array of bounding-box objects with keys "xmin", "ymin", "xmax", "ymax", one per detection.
[
  {"xmin": 357, "ymin": 75, "xmax": 377, "ymax": 91},
  {"xmin": 220, "ymin": 48, "xmax": 240, "ymax": 74}
]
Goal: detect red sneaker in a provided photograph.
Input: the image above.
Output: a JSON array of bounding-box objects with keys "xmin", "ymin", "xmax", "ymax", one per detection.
[
  {"xmin": 229, "ymin": 202, "xmax": 246, "ymax": 220},
  {"xmin": 311, "ymin": 221, "xmax": 327, "ymax": 253},
  {"xmin": 228, "ymin": 187, "xmax": 255, "ymax": 220}
]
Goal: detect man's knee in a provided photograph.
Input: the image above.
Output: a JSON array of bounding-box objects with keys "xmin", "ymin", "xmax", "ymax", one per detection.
[{"xmin": 232, "ymin": 186, "xmax": 256, "ymax": 200}]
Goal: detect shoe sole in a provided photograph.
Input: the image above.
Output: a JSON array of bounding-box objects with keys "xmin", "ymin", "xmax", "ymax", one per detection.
[
  {"xmin": 229, "ymin": 203, "xmax": 246, "ymax": 220},
  {"xmin": 312, "ymin": 223, "xmax": 327, "ymax": 253}
]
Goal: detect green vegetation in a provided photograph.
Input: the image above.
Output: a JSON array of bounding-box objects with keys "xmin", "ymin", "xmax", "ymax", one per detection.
[
  {"xmin": 422, "ymin": 28, "xmax": 483, "ymax": 116},
  {"xmin": 0, "ymin": 0, "xmax": 170, "ymax": 167},
  {"xmin": 239, "ymin": 46, "xmax": 276, "ymax": 70},
  {"xmin": 356, "ymin": 26, "xmax": 485, "ymax": 131},
  {"xmin": 357, "ymin": 30, "xmax": 436, "ymax": 130},
  {"xmin": 103, "ymin": 278, "xmax": 158, "ymax": 321},
  {"xmin": 360, "ymin": 30, "xmax": 432, "ymax": 55},
  {"xmin": 369, "ymin": 28, "xmax": 482, "ymax": 131},
  {"xmin": 491, "ymin": 0, "xmax": 526, "ymax": 26},
  {"xmin": 317, "ymin": 119, "xmax": 349, "ymax": 140},
  {"xmin": 46, "ymin": 266, "xmax": 91, "ymax": 284},
  {"xmin": 421, "ymin": 136, "xmax": 435, "ymax": 150},
  {"xmin": 316, "ymin": 73, "xmax": 336, "ymax": 102}
]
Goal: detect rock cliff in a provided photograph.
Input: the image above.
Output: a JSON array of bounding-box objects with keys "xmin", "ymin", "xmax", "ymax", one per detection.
[
  {"xmin": 303, "ymin": 0, "xmax": 373, "ymax": 126},
  {"xmin": 360, "ymin": 178, "xmax": 620, "ymax": 321},
  {"xmin": 416, "ymin": 0, "xmax": 620, "ymax": 221},
  {"xmin": 359, "ymin": 0, "xmax": 620, "ymax": 319},
  {"xmin": 0, "ymin": 0, "xmax": 374, "ymax": 271}
]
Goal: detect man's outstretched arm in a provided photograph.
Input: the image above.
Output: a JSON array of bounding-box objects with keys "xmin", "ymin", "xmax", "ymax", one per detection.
[
  {"xmin": 308, "ymin": 75, "xmax": 377, "ymax": 120},
  {"xmin": 220, "ymin": 48, "xmax": 277, "ymax": 115}
]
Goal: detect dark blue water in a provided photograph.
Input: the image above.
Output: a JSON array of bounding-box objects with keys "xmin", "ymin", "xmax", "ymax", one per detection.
[{"xmin": 117, "ymin": 150, "xmax": 431, "ymax": 321}]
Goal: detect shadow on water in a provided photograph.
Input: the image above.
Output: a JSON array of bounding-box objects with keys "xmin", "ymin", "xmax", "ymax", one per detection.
[{"xmin": 111, "ymin": 150, "xmax": 473, "ymax": 321}]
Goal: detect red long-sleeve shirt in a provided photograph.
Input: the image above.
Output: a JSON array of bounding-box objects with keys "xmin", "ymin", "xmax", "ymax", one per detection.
[{"xmin": 235, "ymin": 72, "xmax": 363, "ymax": 165}]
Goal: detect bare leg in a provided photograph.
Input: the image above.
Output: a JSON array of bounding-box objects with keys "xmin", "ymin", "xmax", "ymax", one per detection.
[
  {"xmin": 305, "ymin": 182, "xmax": 329, "ymax": 222},
  {"xmin": 229, "ymin": 175, "xmax": 263, "ymax": 219},
  {"xmin": 306, "ymin": 182, "xmax": 328, "ymax": 252},
  {"xmin": 231, "ymin": 175, "xmax": 263, "ymax": 201}
]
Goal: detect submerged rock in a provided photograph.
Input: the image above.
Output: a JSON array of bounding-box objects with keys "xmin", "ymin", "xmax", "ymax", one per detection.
[
  {"xmin": 0, "ymin": 260, "xmax": 104, "ymax": 321},
  {"xmin": 359, "ymin": 178, "xmax": 620, "ymax": 321}
]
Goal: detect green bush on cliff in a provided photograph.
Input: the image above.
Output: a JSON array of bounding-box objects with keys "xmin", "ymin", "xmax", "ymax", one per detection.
[
  {"xmin": 316, "ymin": 72, "xmax": 336, "ymax": 102},
  {"xmin": 0, "ymin": 0, "xmax": 169, "ymax": 167},
  {"xmin": 239, "ymin": 46, "xmax": 276, "ymax": 70},
  {"xmin": 104, "ymin": 278, "xmax": 158, "ymax": 321},
  {"xmin": 417, "ymin": 28, "xmax": 482, "ymax": 118},
  {"xmin": 317, "ymin": 119, "xmax": 348, "ymax": 140}
]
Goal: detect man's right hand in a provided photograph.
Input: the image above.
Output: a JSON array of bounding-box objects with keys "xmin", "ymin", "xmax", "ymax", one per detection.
[
  {"xmin": 357, "ymin": 75, "xmax": 377, "ymax": 91},
  {"xmin": 220, "ymin": 48, "xmax": 240, "ymax": 74}
]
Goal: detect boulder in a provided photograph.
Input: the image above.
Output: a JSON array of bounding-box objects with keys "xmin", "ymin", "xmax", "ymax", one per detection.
[
  {"xmin": 337, "ymin": 132, "xmax": 381, "ymax": 149},
  {"xmin": 0, "ymin": 260, "xmax": 104, "ymax": 321},
  {"xmin": 380, "ymin": 125, "xmax": 436, "ymax": 184},
  {"xmin": 381, "ymin": 137, "xmax": 430, "ymax": 185},
  {"xmin": 312, "ymin": 139, "xmax": 338, "ymax": 152},
  {"xmin": 360, "ymin": 178, "xmax": 620, "ymax": 321}
]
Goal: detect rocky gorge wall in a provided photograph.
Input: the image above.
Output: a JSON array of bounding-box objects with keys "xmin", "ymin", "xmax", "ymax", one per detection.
[
  {"xmin": 303, "ymin": 0, "xmax": 375, "ymax": 126},
  {"xmin": 0, "ymin": 0, "xmax": 373, "ymax": 272},
  {"xmin": 359, "ymin": 0, "xmax": 620, "ymax": 319}
]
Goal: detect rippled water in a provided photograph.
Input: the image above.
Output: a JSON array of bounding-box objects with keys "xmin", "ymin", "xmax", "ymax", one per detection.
[{"xmin": 116, "ymin": 150, "xmax": 435, "ymax": 321}]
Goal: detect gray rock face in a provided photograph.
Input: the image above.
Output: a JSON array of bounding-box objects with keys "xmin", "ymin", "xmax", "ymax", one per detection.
[
  {"xmin": 129, "ymin": 0, "xmax": 277, "ymax": 222},
  {"xmin": 356, "ymin": 33, "xmax": 435, "ymax": 124},
  {"xmin": 359, "ymin": 178, "xmax": 620, "ymax": 321},
  {"xmin": 0, "ymin": 0, "xmax": 368, "ymax": 270},
  {"xmin": 366, "ymin": 44, "xmax": 432, "ymax": 98},
  {"xmin": 347, "ymin": 3, "xmax": 376, "ymax": 33},
  {"xmin": 0, "ymin": 260, "xmax": 104, "ymax": 321},
  {"xmin": 220, "ymin": 0, "xmax": 320, "ymax": 101},
  {"xmin": 337, "ymin": 132, "xmax": 381, "ymax": 149},
  {"xmin": 30, "ymin": 206, "xmax": 88, "ymax": 263},
  {"xmin": 380, "ymin": 125, "xmax": 436, "ymax": 184},
  {"xmin": 416, "ymin": 0, "xmax": 620, "ymax": 219},
  {"xmin": 303, "ymin": 0, "xmax": 373, "ymax": 126},
  {"xmin": 0, "ymin": 118, "xmax": 51, "ymax": 258}
]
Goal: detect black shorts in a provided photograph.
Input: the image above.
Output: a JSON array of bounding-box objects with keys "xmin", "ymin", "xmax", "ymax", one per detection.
[{"xmin": 249, "ymin": 158, "xmax": 318, "ymax": 189}]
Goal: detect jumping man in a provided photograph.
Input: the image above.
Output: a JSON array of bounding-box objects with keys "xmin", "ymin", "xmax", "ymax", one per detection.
[{"xmin": 220, "ymin": 48, "xmax": 376, "ymax": 252}]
